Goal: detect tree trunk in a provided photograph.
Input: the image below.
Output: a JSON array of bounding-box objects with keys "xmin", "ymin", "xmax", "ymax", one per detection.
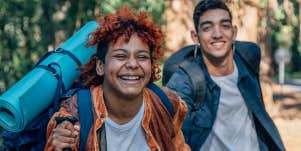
[
  {"xmin": 299, "ymin": 0, "xmax": 301, "ymax": 43},
  {"xmin": 164, "ymin": 0, "xmax": 196, "ymax": 57},
  {"xmin": 229, "ymin": 0, "xmax": 259, "ymax": 42}
]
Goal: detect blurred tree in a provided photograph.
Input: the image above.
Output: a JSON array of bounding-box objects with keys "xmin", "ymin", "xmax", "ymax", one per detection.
[
  {"xmin": 164, "ymin": 0, "xmax": 197, "ymax": 56},
  {"xmin": 268, "ymin": 0, "xmax": 301, "ymax": 75}
]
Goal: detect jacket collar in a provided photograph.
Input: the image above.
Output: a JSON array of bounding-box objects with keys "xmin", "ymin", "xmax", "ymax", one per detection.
[
  {"xmin": 233, "ymin": 52, "xmax": 250, "ymax": 82},
  {"xmin": 197, "ymin": 51, "xmax": 250, "ymax": 91}
]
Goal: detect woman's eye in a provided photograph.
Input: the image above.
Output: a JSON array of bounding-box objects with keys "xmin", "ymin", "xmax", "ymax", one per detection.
[
  {"xmin": 114, "ymin": 55, "xmax": 127, "ymax": 59},
  {"xmin": 138, "ymin": 55, "xmax": 147, "ymax": 59},
  {"xmin": 137, "ymin": 55, "xmax": 150, "ymax": 60}
]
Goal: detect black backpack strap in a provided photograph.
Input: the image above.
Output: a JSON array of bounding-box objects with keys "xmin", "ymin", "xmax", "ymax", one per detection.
[
  {"xmin": 179, "ymin": 58, "xmax": 206, "ymax": 120},
  {"xmin": 162, "ymin": 45, "xmax": 195, "ymax": 85},
  {"xmin": 147, "ymin": 83, "xmax": 174, "ymax": 117},
  {"xmin": 77, "ymin": 89, "xmax": 93, "ymax": 151},
  {"xmin": 235, "ymin": 41, "xmax": 260, "ymax": 75}
]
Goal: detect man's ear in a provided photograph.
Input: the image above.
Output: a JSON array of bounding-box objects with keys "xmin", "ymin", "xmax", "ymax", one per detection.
[
  {"xmin": 232, "ymin": 25, "xmax": 238, "ymax": 40},
  {"xmin": 96, "ymin": 60, "xmax": 104, "ymax": 76},
  {"xmin": 191, "ymin": 30, "xmax": 200, "ymax": 44}
]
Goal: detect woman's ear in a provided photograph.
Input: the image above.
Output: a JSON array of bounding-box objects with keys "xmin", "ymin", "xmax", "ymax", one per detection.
[{"xmin": 96, "ymin": 60, "xmax": 104, "ymax": 76}]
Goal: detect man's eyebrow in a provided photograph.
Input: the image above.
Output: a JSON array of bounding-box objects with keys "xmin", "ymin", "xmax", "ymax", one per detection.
[
  {"xmin": 199, "ymin": 19, "xmax": 232, "ymax": 27},
  {"xmin": 199, "ymin": 21, "xmax": 212, "ymax": 27},
  {"xmin": 221, "ymin": 19, "xmax": 232, "ymax": 23}
]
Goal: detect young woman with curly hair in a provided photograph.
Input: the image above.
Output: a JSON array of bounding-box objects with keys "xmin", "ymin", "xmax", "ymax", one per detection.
[{"xmin": 44, "ymin": 6, "xmax": 190, "ymax": 151}]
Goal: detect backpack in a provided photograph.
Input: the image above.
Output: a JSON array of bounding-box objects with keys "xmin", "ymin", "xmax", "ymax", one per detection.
[
  {"xmin": 1, "ymin": 48, "xmax": 88, "ymax": 151},
  {"xmin": 2, "ymin": 49, "xmax": 174, "ymax": 151},
  {"xmin": 162, "ymin": 41, "xmax": 260, "ymax": 116}
]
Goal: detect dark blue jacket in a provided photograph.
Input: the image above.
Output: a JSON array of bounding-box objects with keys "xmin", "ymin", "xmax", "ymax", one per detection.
[{"xmin": 166, "ymin": 50, "xmax": 285, "ymax": 151}]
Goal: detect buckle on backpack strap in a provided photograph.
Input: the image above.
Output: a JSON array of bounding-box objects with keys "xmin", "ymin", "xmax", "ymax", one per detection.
[
  {"xmin": 55, "ymin": 116, "xmax": 78, "ymax": 125},
  {"xmin": 54, "ymin": 48, "xmax": 64, "ymax": 52}
]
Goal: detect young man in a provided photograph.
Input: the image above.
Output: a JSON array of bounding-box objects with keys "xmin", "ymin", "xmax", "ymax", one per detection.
[
  {"xmin": 166, "ymin": 0, "xmax": 285, "ymax": 151},
  {"xmin": 44, "ymin": 6, "xmax": 190, "ymax": 151}
]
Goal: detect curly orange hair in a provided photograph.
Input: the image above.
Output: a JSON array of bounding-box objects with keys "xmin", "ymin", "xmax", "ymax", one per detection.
[{"xmin": 79, "ymin": 6, "xmax": 164, "ymax": 87}]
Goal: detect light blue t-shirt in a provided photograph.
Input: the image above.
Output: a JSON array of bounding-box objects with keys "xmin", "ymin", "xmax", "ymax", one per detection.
[{"xmin": 200, "ymin": 62, "xmax": 260, "ymax": 151}]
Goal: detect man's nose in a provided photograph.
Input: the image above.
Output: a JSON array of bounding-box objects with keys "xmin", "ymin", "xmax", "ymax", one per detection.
[{"xmin": 212, "ymin": 26, "xmax": 222, "ymax": 39}]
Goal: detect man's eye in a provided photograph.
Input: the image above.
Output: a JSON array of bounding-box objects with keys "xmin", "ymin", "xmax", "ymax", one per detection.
[
  {"xmin": 222, "ymin": 24, "xmax": 231, "ymax": 29},
  {"xmin": 201, "ymin": 26, "xmax": 211, "ymax": 32}
]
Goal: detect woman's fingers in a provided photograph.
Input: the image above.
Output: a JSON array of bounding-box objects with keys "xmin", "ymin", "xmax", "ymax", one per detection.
[{"xmin": 52, "ymin": 120, "xmax": 79, "ymax": 150}]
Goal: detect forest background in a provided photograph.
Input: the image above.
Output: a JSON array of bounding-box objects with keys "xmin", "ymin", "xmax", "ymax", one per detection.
[{"xmin": 1, "ymin": 0, "xmax": 301, "ymax": 150}]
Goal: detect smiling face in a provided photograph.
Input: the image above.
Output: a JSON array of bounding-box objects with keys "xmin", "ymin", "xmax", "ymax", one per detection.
[
  {"xmin": 192, "ymin": 9, "xmax": 237, "ymax": 62},
  {"xmin": 97, "ymin": 34, "xmax": 151, "ymax": 100}
]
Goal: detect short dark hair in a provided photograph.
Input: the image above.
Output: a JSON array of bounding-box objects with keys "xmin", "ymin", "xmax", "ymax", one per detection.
[{"xmin": 193, "ymin": 0, "xmax": 232, "ymax": 31}]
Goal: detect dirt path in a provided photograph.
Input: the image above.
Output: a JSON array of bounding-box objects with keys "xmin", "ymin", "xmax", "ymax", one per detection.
[
  {"xmin": 274, "ymin": 118, "xmax": 301, "ymax": 151},
  {"xmin": 271, "ymin": 83, "xmax": 301, "ymax": 151}
]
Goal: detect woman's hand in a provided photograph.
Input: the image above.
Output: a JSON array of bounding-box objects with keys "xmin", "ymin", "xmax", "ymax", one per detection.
[{"xmin": 51, "ymin": 120, "xmax": 80, "ymax": 151}]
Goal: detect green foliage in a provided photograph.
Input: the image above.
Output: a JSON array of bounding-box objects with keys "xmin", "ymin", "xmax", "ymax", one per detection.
[
  {"xmin": 98, "ymin": 0, "xmax": 165, "ymax": 25},
  {"xmin": 266, "ymin": 0, "xmax": 301, "ymax": 72},
  {"xmin": 274, "ymin": 6, "xmax": 286, "ymax": 21},
  {"xmin": 0, "ymin": 0, "xmax": 90, "ymax": 93},
  {"xmin": 275, "ymin": 25, "xmax": 293, "ymax": 48}
]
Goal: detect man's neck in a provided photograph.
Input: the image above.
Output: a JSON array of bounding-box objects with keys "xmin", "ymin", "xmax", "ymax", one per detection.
[{"xmin": 203, "ymin": 52, "xmax": 234, "ymax": 77}]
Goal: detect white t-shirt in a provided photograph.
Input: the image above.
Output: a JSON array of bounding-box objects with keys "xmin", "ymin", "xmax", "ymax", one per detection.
[
  {"xmin": 200, "ymin": 62, "xmax": 260, "ymax": 151},
  {"xmin": 105, "ymin": 101, "xmax": 151, "ymax": 151}
]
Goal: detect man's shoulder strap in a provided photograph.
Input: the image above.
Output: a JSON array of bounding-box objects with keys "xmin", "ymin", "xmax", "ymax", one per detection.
[
  {"xmin": 235, "ymin": 41, "xmax": 261, "ymax": 75},
  {"xmin": 77, "ymin": 89, "xmax": 93, "ymax": 151},
  {"xmin": 179, "ymin": 57, "xmax": 206, "ymax": 111},
  {"xmin": 162, "ymin": 45, "xmax": 195, "ymax": 85}
]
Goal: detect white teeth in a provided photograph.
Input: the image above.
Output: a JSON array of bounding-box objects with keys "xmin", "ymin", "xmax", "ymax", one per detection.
[
  {"xmin": 212, "ymin": 42, "xmax": 224, "ymax": 46},
  {"xmin": 121, "ymin": 76, "xmax": 140, "ymax": 80}
]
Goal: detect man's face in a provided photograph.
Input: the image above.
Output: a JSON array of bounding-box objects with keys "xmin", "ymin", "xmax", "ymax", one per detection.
[
  {"xmin": 97, "ymin": 34, "xmax": 151, "ymax": 100},
  {"xmin": 192, "ymin": 9, "xmax": 237, "ymax": 61}
]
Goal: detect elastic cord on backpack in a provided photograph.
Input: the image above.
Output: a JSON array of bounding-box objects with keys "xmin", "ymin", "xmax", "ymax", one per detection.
[
  {"xmin": 35, "ymin": 48, "xmax": 82, "ymax": 67},
  {"xmin": 34, "ymin": 48, "xmax": 82, "ymax": 113},
  {"xmin": 54, "ymin": 48, "xmax": 82, "ymax": 66},
  {"xmin": 36, "ymin": 63, "xmax": 66, "ymax": 113}
]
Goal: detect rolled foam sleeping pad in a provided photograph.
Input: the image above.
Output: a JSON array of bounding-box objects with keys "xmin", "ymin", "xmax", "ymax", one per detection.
[{"xmin": 0, "ymin": 21, "xmax": 99, "ymax": 132}]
